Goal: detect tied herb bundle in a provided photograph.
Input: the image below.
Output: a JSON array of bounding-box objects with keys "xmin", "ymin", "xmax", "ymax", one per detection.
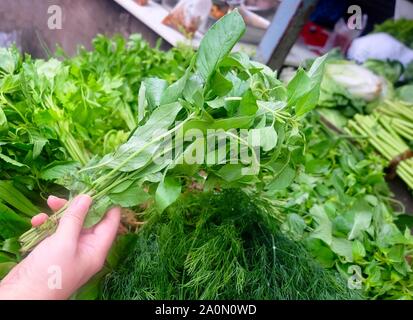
[
  {"xmin": 347, "ymin": 102, "xmax": 413, "ymax": 191},
  {"xmin": 20, "ymin": 10, "xmax": 326, "ymax": 252},
  {"xmin": 375, "ymin": 100, "xmax": 413, "ymax": 143}
]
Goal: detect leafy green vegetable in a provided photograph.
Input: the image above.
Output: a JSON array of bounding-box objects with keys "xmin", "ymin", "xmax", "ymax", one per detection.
[
  {"xmin": 155, "ymin": 177, "xmax": 182, "ymax": 212},
  {"xmin": 273, "ymin": 113, "xmax": 413, "ymax": 299},
  {"xmin": 195, "ymin": 11, "xmax": 245, "ymax": 82},
  {"xmin": 19, "ymin": 10, "xmax": 327, "ymax": 253},
  {"xmin": 0, "ymin": 202, "xmax": 30, "ymax": 239},
  {"xmin": 374, "ymin": 19, "xmax": 413, "ymax": 49},
  {"xmin": 317, "ymin": 60, "xmax": 388, "ymax": 118},
  {"xmin": 0, "ymin": 181, "xmax": 39, "ymax": 217},
  {"xmin": 364, "ymin": 59, "xmax": 403, "ymax": 84}
]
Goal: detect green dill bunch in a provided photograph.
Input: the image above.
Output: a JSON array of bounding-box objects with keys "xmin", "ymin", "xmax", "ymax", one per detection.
[{"xmin": 102, "ymin": 189, "xmax": 363, "ymax": 300}]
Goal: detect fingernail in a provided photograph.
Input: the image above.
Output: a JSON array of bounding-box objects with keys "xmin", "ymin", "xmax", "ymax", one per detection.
[
  {"xmin": 48, "ymin": 195, "xmax": 59, "ymax": 201},
  {"xmin": 31, "ymin": 213, "xmax": 48, "ymax": 227},
  {"xmin": 74, "ymin": 194, "xmax": 92, "ymax": 206}
]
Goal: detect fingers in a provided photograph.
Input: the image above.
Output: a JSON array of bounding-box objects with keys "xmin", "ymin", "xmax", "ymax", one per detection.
[
  {"xmin": 56, "ymin": 195, "xmax": 92, "ymax": 239},
  {"xmin": 31, "ymin": 213, "xmax": 49, "ymax": 227},
  {"xmin": 91, "ymin": 207, "xmax": 121, "ymax": 256},
  {"xmin": 47, "ymin": 195, "xmax": 67, "ymax": 212},
  {"xmin": 30, "ymin": 196, "xmax": 67, "ymax": 228}
]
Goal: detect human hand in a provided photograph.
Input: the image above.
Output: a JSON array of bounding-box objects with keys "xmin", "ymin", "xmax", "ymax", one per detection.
[{"xmin": 0, "ymin": 195, "xmax": 120, "ymax": 300}]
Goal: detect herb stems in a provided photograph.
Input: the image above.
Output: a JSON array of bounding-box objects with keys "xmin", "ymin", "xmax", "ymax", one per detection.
[{"xmin": 347, "ymin": 113, "xmax": 413, "ymax": 189}]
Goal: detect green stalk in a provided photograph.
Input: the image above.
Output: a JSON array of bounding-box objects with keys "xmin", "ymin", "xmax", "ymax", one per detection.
[
  {"xmin": 0, "ymin": 94, "xmax": 29, "ymax": 124},
  {"xmin": 120, "ymin": 100, "xmax": 137, "ymax": 131},
  {"xmin": 20, "ymin": 112, "xmax": 197, "ymax": 252},
  {"xmin": 348, "ymin": 113, "xmax": 413, "ymax": 192}
]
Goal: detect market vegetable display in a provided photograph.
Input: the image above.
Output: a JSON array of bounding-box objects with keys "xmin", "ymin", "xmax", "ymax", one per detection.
[
  {"xmin": 19, "ymin": 11, "xmax": 327, "ymax": 254},
  {"xmin": 1, "ymin": 9, "xmax": 413, "ymax": 301},
  {"xmin": 303, "ymin": 23, "xmax": 413, "ymax": 299},
  {"xmin": 271, "ymin": 113, "xmax": 413, "ymax": 299},
  {"xmin": 0, "ymin": 34, "xmax": 192, "ymax": 189},
  {"xmin": 0, "ymin": 34, "xmax": 192, "ymax": 275}
]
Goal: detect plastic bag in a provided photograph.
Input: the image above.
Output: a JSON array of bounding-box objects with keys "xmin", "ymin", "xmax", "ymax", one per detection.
[
  {"xmin": 347, "ymin": 33, "xmax": 413, "ymax": 67},
  {"xmin": 163, "ymin": 0, "xmax": 212, "ymax": 35}
]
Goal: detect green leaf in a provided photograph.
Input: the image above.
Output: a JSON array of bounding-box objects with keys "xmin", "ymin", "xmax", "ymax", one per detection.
[
  {"xmin": 0, "ymin": 181, "xmax": 39, "ymax": 217},
  {"xmin": 0, "ymin": 108, "xmax": 8, "ymax": 132},
  {"xmin": 238, "ymin": 89, "xmax": 257, "ymax": 116},
  {"xmin": 331, "ymin": 237, "xmax": 353, "ymax": 262},
  {"xmin": 305, "ymin": 159, "xmax": 330, "ymax": 174},
  {"xmin": 352, "ymin": 240, "xmax": 366, "ymax": 261},
  {"xmin": 35, "ymin": 58, "xmax": 63, "ymax": 80},
  {"xmin": 143, "ymin": 78, "xmax": 168, "ymax": 109},
  {"xmin": 224, "ymin": 73, "xmax": 248, "ymax": 115},
  {"xmin": 71, "ymin": 270, "xmax": 106, "ymax": 300},
  {"xmin": 281, "ymin": 213, "xmax": 306, "ymax": 240},
  {"xmin": 0, "ymin": 262, "xmax": 16, "ymax": 279},
  {"xmin": 0, "ymin": 202, "xmax": 31, "ymax": 238},
  {"xmin": 0, "ymin": 48, "xmax": 17, "ymax": 74},
  {"xmin": 304, "ymin": 237, "xmax": 335, "ymax": 268},
  {"xmin": 348, "ymin": 200, "xmax": 372, "ymax": 240},
  {"xmin": 206, "ymin": 97, "xmax": 226, "ymax": 109},
  {"xmin": 217, "ymin": 164, "xmax": 245, "ymax": 182},
  {"xmin": 256, "ymin": 126, "xmax": 277, "ymax": 152},
  {"xmin": 84, "ymin": 196, "xmax": 112, "ymax": 228},
  {"xmin": 0, "ymin": 74, "xmax": 20, "ymax": 94},
  {"xmin": 99, "ymin": 102, "xmax": 182, "ymax": 172},
  {"xmin": 395, "ymin": 214, "xmax": 413, "ymax": 231},
  {"xmin": 2, "ymin": 238, "xmax": 20, "ymax": 255},
  {"xmin": 0, "ymin": 252, "xmax": 15, "ymax": 263},
  {"xmin": 196, "ymin": 10, "xmax": 246, "ymax": 82},
  {"xmin": 266, "ymin": 165, "xmax": 295, "ymax": 192},
  {"xmin": 160, "ymin": 67, "xmax": 191, "ymax": 105},
  {"xmin": 183, "ymin": 74, "xmax": 203, "ymax": 104},
  {"xmin": 287, "ymin": 69, "xmax": 311, "ymax": 106},
  {"xmin": 287, "ymin": 54, "xmax": 327, "ymax": 116},
  {"xmin": 210, "ymin": 116, "xmax": 254, "ymax": 130},
  {"xmin": 309, "ymin": 205, "xmax": 333, "ymax": 246},
  {"xmin": 109, "ymin": 182, "xmax": 150, "ymax": 207},
  {"xmin": 210, "ymin": 71, "xmax": 233, "ymax": 96},
  {"xmin": 40, "ymin": 161, "xmax": 79, "ymax": 181},
  {"xmin": 0, "ymin": 153, "xmax": 28, "ymax": 168},
  {"xmin": 28, "ymin": 129, "xmax": 48, "ymax": 159},
  {"xmin": 220, "ymin": 51, "xmax": 251, "ymax": 69},
  {"xmin": 137, "ymin": 82, "xmax": 147, "ymax": 123},
  {"xmin": 155, "ymin": 176, "xmax": 181, "ymax": 212}
]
